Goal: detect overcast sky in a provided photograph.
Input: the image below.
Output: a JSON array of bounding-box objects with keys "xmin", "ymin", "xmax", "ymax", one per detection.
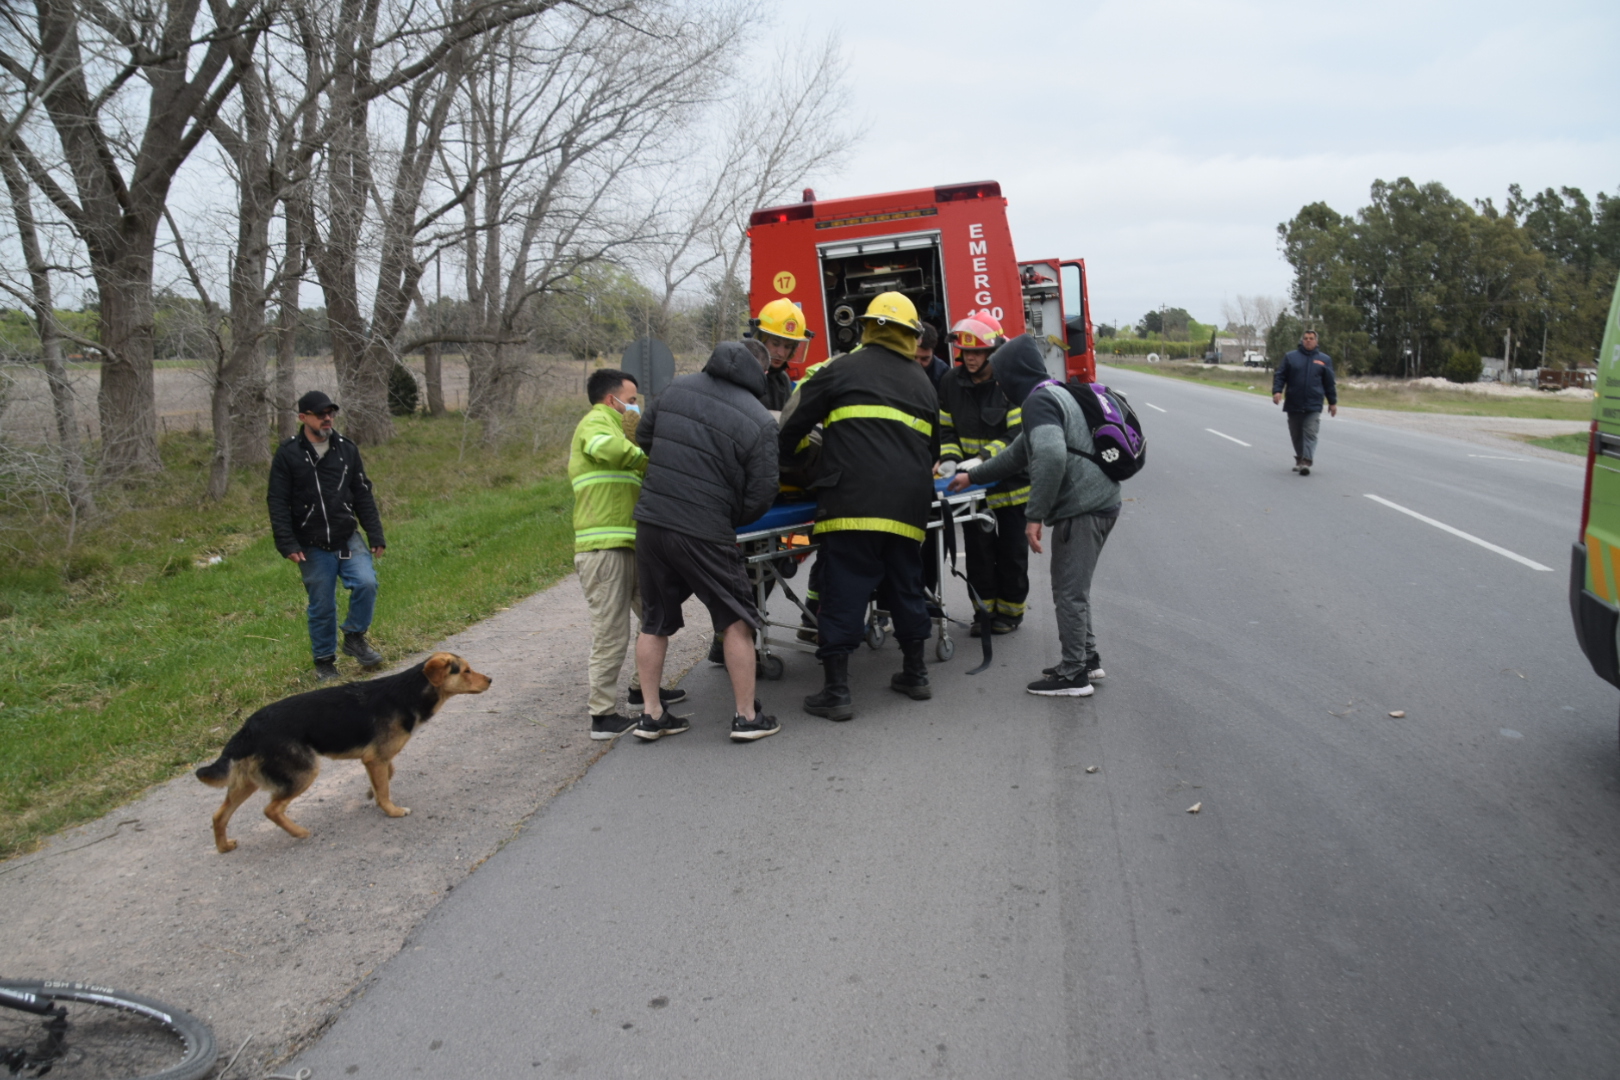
[{"xmin": 790, "ymin": 0, "xmax": 1620, "ymax": 331}]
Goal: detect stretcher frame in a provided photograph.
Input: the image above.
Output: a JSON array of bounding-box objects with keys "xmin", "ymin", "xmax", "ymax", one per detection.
[{"xmin": 735, "ymin": 483, "xmax": 994, "ymax": 680}]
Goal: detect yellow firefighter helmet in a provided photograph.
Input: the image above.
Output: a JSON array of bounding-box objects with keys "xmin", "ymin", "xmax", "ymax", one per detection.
[
  {"xmin": 752, "ymin": 298, "xmax": 814, "ymax": 342},
  {"xmin": 857, "ymin": 291, "xmax": 922, "ymax": 333}
]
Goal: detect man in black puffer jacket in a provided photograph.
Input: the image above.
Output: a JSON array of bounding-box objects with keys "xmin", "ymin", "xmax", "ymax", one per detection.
[
  {"xmin": 630, "ymin": 341, "xmax": 781, "ymax": 744},
  {"xmin": 267, "ymin": 390, "xmax": 387, "ymax": 680}
]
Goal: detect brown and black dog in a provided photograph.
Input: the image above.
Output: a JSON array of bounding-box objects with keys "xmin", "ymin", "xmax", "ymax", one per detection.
[{"xmin": 196, "ymin": 652, "xmax": 491, "ymax": 853}]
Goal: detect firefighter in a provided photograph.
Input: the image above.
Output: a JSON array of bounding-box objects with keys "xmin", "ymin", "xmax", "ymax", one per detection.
[
  {"xmin": 750, "ymin": 297, "xmax": 814, "ymax": 410},
  {"xmin": 778, "ymin": 291, "xmax": 939, "ymax": 720},
  {"xmin": 938, "ymin": 312, "xmax": 1029, "ymax": 635}
]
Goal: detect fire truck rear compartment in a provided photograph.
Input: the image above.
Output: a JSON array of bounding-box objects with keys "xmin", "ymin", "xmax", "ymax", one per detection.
[{"xmin": 818, "ymin": 233, "xmax": 947, "ymax": 355}]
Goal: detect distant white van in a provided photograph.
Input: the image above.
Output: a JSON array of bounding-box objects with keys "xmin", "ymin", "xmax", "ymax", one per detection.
[{"xmin": 1242, "ymin": 350, "xmax": 1267, "ymax": 368}]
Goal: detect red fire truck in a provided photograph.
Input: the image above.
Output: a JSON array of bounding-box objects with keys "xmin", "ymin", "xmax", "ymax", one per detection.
[{"xmin": 747, "ymin": 180, "xmax": 1096, "ymax": 383}]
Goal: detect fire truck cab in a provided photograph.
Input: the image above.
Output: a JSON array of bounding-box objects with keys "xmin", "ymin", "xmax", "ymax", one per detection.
[{"xmin": 747, "ymin": 181, "xmax": 1095, "ymax": 383}]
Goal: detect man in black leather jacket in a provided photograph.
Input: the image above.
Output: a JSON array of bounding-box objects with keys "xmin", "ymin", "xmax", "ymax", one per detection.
[{"xmin": 267, "ymin": 390, "xmax": 387, "ymax": 680}]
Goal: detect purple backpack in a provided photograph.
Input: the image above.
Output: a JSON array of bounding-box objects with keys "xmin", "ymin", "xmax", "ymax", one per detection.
[{"xmin": 1061, "ymin": 381, "xmax": 1146, "ymax": 482}]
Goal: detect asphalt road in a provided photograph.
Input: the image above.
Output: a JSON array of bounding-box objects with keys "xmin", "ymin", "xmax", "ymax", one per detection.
[{"xmin": 289, "ymin": 367, "xmax": 1620, "ymax": 1079}]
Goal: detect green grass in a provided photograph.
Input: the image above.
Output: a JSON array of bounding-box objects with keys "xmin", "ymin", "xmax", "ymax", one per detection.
[
  {"xmin": 1525, "ymin": 431, "xmax": 1592, "ymax": 456},
  {"xmin": 1104, "ymin": 361, "xmax": 1595, "ymax": 421},
  {"xmin": 0, "ymin": 409, "xmax": 585, "ymax": 859}
]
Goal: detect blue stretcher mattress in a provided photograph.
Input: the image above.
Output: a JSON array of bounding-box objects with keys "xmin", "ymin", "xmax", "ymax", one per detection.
[{"xmin": 736, "ymin": 478, "xmax": 988, "ymax": 538}]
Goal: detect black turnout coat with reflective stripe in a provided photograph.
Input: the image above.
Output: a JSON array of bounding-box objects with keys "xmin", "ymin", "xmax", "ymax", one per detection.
[{"xmin": 777, "ymin": 344, "xmax": 940, "ymax": 542}]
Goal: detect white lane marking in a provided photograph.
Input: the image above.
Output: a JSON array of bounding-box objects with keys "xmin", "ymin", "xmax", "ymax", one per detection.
[
  {"xmin": 1363, "ymin": 494, "xmax": 1553, "ymax": 571},
  {"xmin": 1144, "ymin": 402, "xmax": 1167, "ymax": 413},
  {"xmin": 1468, "ymin": 454, "xmax": 1530, "ymax": 462},
  {"xmin": 1206, "ymin": 429, "xmax": 1251, "ymax": 447}
]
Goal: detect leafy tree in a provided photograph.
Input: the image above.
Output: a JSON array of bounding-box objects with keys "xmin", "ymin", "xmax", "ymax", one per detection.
[
  {"xmin": 1443, "ymin": 347, "xmax": 1483, "ymax": 383},
  {"xmin": 1096, "ymin": 323, "xmax": 1117, "ymax": 339}
]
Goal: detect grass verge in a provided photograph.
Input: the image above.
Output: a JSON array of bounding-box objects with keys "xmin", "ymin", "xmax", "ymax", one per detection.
[
  {"xmin": 0, "ymin": 409, "xmax": 583, "ymax": 859},
  {"xmin": 1524, "ymin": 431, "xmax": 1591, "ymax": 456},
  {"xmin": 1104, "ymin": 361, "xmax": 1595, "ymax": 421}
]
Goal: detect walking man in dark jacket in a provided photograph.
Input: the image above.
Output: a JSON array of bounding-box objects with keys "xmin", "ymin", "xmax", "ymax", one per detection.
[
  {"xmin": 631, "ymin": 342, "xmax": 782, "ymax": 743},
  {"xmin": 778, "ymin": 291, "xmax": 940, "ymax": 720},
  {"xmin": 1271, "ymin": 329, "xmax": 1338, "ymax": 474},
  {"xmin": 267, "ymin": 390, "xmax": 387, "ymax": 681}
]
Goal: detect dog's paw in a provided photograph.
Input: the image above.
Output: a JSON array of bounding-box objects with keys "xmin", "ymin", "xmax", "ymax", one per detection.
[
  {"xmin": 383, "ymin": 805, "xmax": 411, "ymax": 818},
  {"xmin": 216, "ymin": 839, "xmax": 238, "ymax": 854}
]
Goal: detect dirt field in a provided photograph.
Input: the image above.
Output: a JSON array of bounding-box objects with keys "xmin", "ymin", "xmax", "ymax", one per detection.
[
  {"xmin": 0, "ymin": 580, "xmax": 711, "ymax": 1078},
  {"xmin": 0, "ymin": 352, "xmax": 696, "ymax": 444}
]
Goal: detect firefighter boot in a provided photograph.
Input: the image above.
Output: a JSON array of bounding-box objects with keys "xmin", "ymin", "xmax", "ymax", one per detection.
[
  {"xmin": 889, "ymin": 639, "xmax": 931, "ymax": 700},
  {"xmin": 804, "ymin": 653, "xmax": 854, "ymax": 721}
]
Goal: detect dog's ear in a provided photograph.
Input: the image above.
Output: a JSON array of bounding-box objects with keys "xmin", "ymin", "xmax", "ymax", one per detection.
[{"xmin": 424, "ymin": 653, "xmax": 452, "ymax": 687}]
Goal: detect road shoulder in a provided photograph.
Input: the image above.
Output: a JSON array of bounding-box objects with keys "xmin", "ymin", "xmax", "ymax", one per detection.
[{"xmin": 0, "ymin": 573, "xmax": 706, "ymax": 1077}]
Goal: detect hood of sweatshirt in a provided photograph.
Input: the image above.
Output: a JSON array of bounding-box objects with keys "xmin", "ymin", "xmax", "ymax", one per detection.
[
  {"xmin": 989, "ymin": 333, "xmax": 1050, "ymax": 406},
  {"xmin": 704, "ymin": 341, "xmax": 767, "ymax": 396}
]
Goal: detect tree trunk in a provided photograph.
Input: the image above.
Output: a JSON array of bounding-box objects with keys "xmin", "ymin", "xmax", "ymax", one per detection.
[
  {"xmin": 1, "ymin": 149, "xmax": 96, "ymax": 522},
  {"xmin": 274, "ymin": 211, "xmax": 303, "ymax": 439},
  {"xmin": 423, "ymin": 343, "xmax": 444, "ymax": 415},
  {"xmin": 93, "ymin": 248, "xmax": 163, "ymax": 474},
  {"xmin": 206, "ymin": 358, "xmax": 232, "ymax": 501}
]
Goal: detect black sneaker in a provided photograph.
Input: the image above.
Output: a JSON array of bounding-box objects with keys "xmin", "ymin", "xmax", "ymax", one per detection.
[
  {"xmin": 590, "ymin": 713, "xmax": 637, "ymax": 741},
  {"xmin": 1026, "ymin": 672, "xmax": 1094, "ymax": 697},
  {"xmin": 632, "ymin": 712, "xmax": 690, "ymax": 741},
  {"xmin": 313, "ymin": 656, "xmax": 341, "ymax": 681},
  {"xmin": 628, "ymin": 685, "xmax": 688, "ymax": 707},
  {"xmin": 1298, "ymin": 463, "xmax": 1311, "ymax": 476},
  {"xmin": 730, "ymin": 705, "xmax": 781, "ymax": 742}
]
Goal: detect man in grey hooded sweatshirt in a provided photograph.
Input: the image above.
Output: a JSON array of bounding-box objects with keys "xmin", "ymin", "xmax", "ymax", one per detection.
[{"xmin": 947, "ymin": 335, "xmax": 1121, "ymax": 696}]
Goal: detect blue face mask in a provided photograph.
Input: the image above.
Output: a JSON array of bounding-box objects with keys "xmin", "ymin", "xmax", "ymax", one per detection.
[{"xmin": 613, "ymin": 396, "xmax": 640, "ymax": 416}]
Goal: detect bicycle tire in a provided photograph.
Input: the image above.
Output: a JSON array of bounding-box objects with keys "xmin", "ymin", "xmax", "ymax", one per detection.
[{"xmin": 0, "ymin": 981, "xmax": 217, "ymax": 1080}]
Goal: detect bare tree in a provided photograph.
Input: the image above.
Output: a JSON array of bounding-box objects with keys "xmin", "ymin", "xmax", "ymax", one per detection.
[
  {"xmin": 0, "ymin": 0, "xmax": 269, "ymax": 475},
  {"xmin": 698, "ymin": 33, "xmax": 856, "ymax": 346},
  {"xmin": 0, "ymin": 143, "xmax": 93, "ymax": 517},
  {"xmin": 435, "ymin": 2, "xmax": 746, "ymax": 440}
]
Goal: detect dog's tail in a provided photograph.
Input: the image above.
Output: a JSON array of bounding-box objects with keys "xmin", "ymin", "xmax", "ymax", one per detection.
[
  {"xmin": 196, "ymin": 729, "xmax": 253, "ymax": 787},
  {"xmin": 195, "ymin": 754, "xmax": 233, "ymax": 786}
]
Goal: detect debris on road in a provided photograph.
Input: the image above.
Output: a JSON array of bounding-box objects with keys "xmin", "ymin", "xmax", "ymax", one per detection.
[
  {"xmin": 1085, "ymin": 766, "xmax": 1100, "ymax": 774},
  {"xmin": 1389, "ymin": 710, "xmax": 1406, "ymax": 718},
  {"xmin": 1187, "ymin": 802, "xmax": 1202, "ymax": 814}
]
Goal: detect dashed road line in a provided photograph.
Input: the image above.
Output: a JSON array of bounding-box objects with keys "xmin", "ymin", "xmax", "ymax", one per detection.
[
  {"xmin": 1467, "ymin": 454, "xmax": 1529, "ymax": 461},
  {"xmin": 1363, "ymin": 494, "xmax": 1552, "ymax": 571},
  {"xmin": 1144, "ymin": 403, "xmax": 1167, "ymax": 413},
  {"xmin": 1206, "ymin": 429, "xmax": 1251, "ymax": 447}
]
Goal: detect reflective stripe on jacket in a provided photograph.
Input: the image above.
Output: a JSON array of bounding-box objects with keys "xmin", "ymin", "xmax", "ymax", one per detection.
[
  {"xmin": 569, "ymin": 403, "xmax": 647, "ymax": 553},
  {"xmin": 937, "ymin": 364, "xmax": 1028, "ymax": 508},
  {"xmin": 778, "ymin": 344, "xmax": 939, "ymax": 543}
]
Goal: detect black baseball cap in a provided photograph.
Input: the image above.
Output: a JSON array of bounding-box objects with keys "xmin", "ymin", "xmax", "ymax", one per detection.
[{"xmin": 297, "ymin": 390, "xmax": 338, "ymax": 415}]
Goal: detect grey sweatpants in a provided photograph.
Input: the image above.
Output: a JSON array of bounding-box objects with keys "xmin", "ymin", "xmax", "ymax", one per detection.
[
  {"xmin": 1286, "ymin": 410, "xmax": 1321, "ymax": 463},
  {"xmin": 1049, "ymin": 511, "xmax": 1118, "ymax": 678}
]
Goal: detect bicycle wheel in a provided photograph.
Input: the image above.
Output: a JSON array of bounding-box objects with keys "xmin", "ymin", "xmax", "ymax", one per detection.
[{"xmin": 0, "ymin": 981, "xmax": 216, "ymax": 1080}]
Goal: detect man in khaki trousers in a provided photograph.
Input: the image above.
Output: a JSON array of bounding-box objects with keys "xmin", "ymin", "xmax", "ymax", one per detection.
[{"xmin": 570, "ymin": 368, "xmax": 687, "ymax": 739}]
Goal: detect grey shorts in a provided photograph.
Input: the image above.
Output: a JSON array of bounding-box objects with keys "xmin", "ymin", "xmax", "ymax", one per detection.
[{"xmin": 635, "ymin": 522, "xmax": 760, "ymax": 637}]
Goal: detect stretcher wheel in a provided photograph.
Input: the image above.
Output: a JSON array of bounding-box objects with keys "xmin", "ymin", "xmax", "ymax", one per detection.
[
  {"xmin": 757, "ymin": 653, "xmax": 785, "ymax": 681},
  {"xmin": 935, "ymin": 635, "xmax": 955, "ymax": 661},
  {"xmin": 865, "ymin": 622, "xmax": 886, "ymax": 650}
]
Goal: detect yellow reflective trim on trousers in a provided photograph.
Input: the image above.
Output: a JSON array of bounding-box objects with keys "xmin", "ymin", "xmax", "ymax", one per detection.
[
  {"xmin": 993, "ymin": 599, "xmax": 1027, "ymax": 615},
  {"xmin": 816, "ymin": 517, "xmax": 925, "ymax": 542},
  {"xmin": 986, "ymin": 485, "xmax": 1030, "ymax": 508},
  {"xmin": 571, "ymin": 471, "xmax": 642, "ymax": 491},
  {"xmin": 824, "ymin": 405, "xmax": 933, "ymax": 438}
]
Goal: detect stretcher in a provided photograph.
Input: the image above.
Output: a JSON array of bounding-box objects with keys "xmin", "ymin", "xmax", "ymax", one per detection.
[{"xmin": 734, "ymin": 478, "xmax": 994, "ymax": 679}]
